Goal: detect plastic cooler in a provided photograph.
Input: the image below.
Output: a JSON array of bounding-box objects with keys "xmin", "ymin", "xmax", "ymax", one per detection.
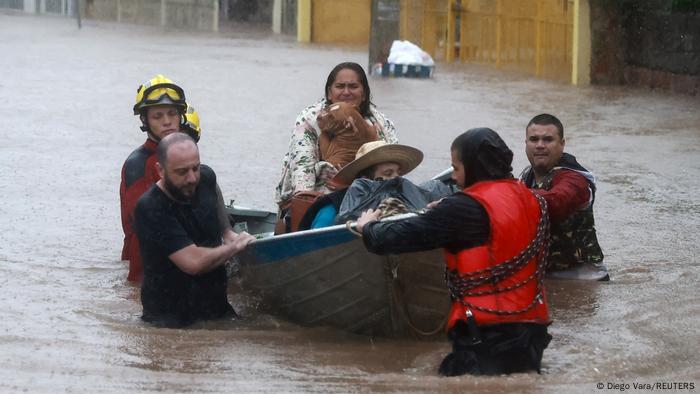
[{"xmin": 380, "ymin": 63, "xmax": 433, "ymax": 78}]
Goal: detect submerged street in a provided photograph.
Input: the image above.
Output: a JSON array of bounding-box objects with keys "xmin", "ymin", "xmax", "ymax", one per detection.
[{"xmin": 1, "ymin": 12, "xmax": 699, "ymax": 393}]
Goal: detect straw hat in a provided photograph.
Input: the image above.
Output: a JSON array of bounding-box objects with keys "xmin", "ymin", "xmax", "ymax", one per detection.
[{"xmin": 332, "ymin": 141, "xmax": 423, "ymax": 186}]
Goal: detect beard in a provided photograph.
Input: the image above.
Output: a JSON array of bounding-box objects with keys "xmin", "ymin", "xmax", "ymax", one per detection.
[{"xmin": 163, "ymin": 173, "xmax": 197, "ymax": 203}]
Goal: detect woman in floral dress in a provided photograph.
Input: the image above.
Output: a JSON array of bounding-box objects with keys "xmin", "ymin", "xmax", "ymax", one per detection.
[{"xmin": 274, "ymin": 62, "xmax": 398, "ymax": 211}]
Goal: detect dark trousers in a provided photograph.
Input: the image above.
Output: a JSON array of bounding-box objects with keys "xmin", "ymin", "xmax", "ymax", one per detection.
[{"xmin": 439, "ymin": 321, "xmax": 552, "ymax": 376}]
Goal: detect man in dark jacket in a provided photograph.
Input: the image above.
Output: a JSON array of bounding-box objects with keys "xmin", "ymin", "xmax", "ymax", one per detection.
[{"xmin": 521, "ymin": 113, "xmax": 608, "ymax": 281}]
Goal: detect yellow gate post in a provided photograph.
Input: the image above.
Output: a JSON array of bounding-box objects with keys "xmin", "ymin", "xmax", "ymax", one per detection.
[
  {"xmin": 446, "ymin": 0, "xmax": 456, "ymax": 62},
  {"xmin": 496, "ymin": 0, "xmax": 502, "ymax": 67},
  {"xmin": 535, "ymin": 0, "xmax": 542, "ymax": 77},
  {"xmin": 572, "ymin": 0, "xmax": 591, "ymax": 85},
  {"xmin": 297, "ymin": 0, "xmax": 311, "ymax": 43},
  {"xmin": 400, "ymin": 0, "xmax": 407, "ymax": 41}
]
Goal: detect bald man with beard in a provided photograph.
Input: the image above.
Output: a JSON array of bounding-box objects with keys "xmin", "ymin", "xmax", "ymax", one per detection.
[{"xmin": 134, "ymin": 132, "xmax": 255, "ymax": 328}]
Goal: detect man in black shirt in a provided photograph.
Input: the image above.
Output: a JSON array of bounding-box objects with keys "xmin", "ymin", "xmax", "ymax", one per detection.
[{"xmin": 135, "ymin": 132, "xmax": 255, "ymax": 328}]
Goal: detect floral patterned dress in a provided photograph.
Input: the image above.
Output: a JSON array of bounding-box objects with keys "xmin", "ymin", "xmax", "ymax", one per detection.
[{"xmin": 274, "ymin": 98, "xmax": 398, "ymax": 206}]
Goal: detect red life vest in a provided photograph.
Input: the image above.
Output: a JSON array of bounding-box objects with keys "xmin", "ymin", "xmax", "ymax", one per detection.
[{"xmin": 443, "ymin": 179, "xmax": 550, "ymax": 330}]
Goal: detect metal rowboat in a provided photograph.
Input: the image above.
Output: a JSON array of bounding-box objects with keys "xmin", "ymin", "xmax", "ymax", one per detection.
[{"xmin": 227, "ymin": 207, "xmax": 451, "ymax": 338}]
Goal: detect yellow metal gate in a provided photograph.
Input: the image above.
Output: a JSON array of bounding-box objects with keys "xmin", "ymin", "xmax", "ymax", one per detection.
[
  {"xmin": 297, "ymin": 0, "xmax": 586, "ymax": 84},
  {"xmin": 400, "ymin": 0, "xmax": 449, "ymax": 61},
  {"xmin": 446, "ymin": 0, "xmax": 574, "ymax": 82}
]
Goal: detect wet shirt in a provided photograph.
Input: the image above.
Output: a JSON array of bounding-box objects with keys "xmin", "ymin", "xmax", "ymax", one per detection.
[
  {"xmin": 274, "ymin": 98, "xmax": 399, "ymax": 205},
  {"xmin": 135, "ymin": 165, "xmax": 232, "ymax": 328},
  {"xmin": 120, "ymin": 138, "xmax": 159, "ymax": 282},
  {"xmin": 362, "ymin": 192, "xmax": 490, "ymax": 254}
]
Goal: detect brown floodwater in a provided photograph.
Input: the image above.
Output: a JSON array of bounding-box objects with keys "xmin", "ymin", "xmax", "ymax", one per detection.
[{"xmin": 1, "ymin": 12, "xmax": 699, "ymax": 393}]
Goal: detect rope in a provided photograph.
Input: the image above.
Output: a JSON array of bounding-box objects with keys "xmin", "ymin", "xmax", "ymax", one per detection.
[
  {"xmin": 346, "ymin": 221, "xmax": 363, "ymax": 237},
  {"xmin": 376, "ymin": 197, "xmax": 410, "ymax": 219},
  {"xmin": 346, "ymin": 197, "xmax": 414, "ymax": 238},
  {"xmin": 391, "ymin": 260, "xmax": 448, "ymax": 337}
]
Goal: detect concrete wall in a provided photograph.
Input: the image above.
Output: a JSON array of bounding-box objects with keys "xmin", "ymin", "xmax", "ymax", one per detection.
[
  {"xmin": 84, "ymin": 0, "xmax": 218, "ymax": 31},
  {"xmin": 589, "ymin": 0, "xmax": 626, "ymax": 84},
  {"xmin": 623, "ymin": 2, "xmax": 700, "ymax": 75},
  {"xmin": 590, "ymin": 0, "xmax": 700, "ymax": 95}
]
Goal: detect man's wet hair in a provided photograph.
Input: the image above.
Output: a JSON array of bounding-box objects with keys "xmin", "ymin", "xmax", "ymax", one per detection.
[
  {"xmin": 324, "ymin": 62, "xmax": 373, "ymax": 117},
  {"xmin": 157, "ymin": 132, "xmax": 197, "ymax": 165},
  {"xmin": 527, "ymin": 113, "xmax": 564, "ymax": 139}
]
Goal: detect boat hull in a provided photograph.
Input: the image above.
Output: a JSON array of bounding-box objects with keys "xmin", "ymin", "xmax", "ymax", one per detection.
[{"xmin": 230, "ymin": 208, "xmax": 451, "ymax": 337}]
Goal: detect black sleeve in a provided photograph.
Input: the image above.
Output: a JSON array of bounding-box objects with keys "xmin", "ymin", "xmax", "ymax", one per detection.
[{"xmin": 361, "ymin": 192, "xmax": 490, "ymax": 254}]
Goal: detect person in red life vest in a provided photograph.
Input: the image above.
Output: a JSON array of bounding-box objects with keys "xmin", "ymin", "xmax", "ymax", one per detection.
[
  {"xmin": 521, "ymin": 114, "xmax": 608, "ymax": 281},
  {"xmin": 356, "ymin": 128, "xmax": 552, "ymax": 376},
  {"xmin": 120, "ymin": 75, "xmax": 230, "ymax": 282}
]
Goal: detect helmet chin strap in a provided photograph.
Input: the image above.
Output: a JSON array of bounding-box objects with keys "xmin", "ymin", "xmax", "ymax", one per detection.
[
  {"xmin": 139, "ymin": 113, "xmax": 151, "ymax": 134},
  {"xmin": 140, "ymin": 116, "xmax": 160, "ymax": 142},
  {"xmin": 142, "ymin": 123, "xmax": 162, "ymax": 143}
]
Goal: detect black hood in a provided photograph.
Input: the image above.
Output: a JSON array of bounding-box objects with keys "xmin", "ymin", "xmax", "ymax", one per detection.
[{"xmin": 452, "ymin": 127, "xmax": 514, "ymax": 187}]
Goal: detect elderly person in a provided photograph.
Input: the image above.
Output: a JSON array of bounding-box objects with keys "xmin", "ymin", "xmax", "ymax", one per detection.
[
  {"xmin": 298, "ymin": 140, "xmax": 424, "ymax": 230},
  {"xmin": 274, "ymin": 62, "xmax": 398, "ymax": 213}
]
